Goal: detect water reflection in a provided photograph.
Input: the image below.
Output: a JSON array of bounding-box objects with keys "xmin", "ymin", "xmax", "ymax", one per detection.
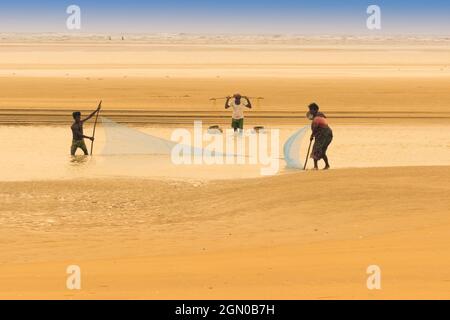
[{"xmin": 70, "ymin": 155, "xmax": 89, "ymax": 166}]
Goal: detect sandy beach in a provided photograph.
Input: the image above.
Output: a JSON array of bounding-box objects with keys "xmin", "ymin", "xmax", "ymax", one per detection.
[
  {"xmin": 0, "ymin": 36, "xmax": 449, "ymax": 113},
  {"xmin": 1, "ymin": 167, "xmax": 449, "ymax": 299},
  {"xmin": 0, "ymin": 35, "xmax": 449, "ymax": 299}
]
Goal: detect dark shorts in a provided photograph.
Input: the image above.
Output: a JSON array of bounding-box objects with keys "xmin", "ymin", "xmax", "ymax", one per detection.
[
  {"xmin": 231, "ymin": 118, "xmax": 244, "ymax": 130},
  {"xmin": 312, "ymin": 128, "xmax": 333, "ymax": 161},
  {"xmin": 71, "ymin": 139, "xmax": 88, "ymax": 155}
]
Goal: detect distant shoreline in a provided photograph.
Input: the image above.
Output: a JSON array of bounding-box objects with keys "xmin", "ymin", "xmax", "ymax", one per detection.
[
  {"xmin": 1, "ymin": 109, "xmax": 450, "ymax": 126},
  {"xmin": 1, "ymin": 32, "xmax": 449, "ymax": 45}
]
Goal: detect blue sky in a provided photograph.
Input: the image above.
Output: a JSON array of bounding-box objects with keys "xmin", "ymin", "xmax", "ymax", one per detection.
[{"xmin": 0, "ymin": 1, "xmax": 449, "ymax": 34}]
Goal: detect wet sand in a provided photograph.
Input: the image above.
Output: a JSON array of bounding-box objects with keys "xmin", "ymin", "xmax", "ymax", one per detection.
[
  {"xmin": 0, "ymin": 36, "xmax": 449, "ymax": 299},
  {"xmin": 1, "ymin": 167, "xmax": 449, "ymax": 299}
]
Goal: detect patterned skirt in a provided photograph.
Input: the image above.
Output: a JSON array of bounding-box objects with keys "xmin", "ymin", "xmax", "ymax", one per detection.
[{"xmin": 311, "ymin": 127, "xmax": 333, "ymax": 160}]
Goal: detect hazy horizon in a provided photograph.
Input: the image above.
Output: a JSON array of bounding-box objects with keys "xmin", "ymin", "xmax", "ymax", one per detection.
[{"xmin": 1, "ymin": 32, "xmax": 449, "ymax": 38}]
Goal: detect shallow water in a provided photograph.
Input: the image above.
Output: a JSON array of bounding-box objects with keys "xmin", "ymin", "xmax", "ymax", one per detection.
[{"xmin": 0, "ymin": 124, "xmax": 449, "ymax": 182}]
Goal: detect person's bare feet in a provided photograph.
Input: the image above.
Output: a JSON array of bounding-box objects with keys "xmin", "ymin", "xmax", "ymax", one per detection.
[{"xmin": 323, "ymin": 165, "xmax": 330, "ymax": 170}]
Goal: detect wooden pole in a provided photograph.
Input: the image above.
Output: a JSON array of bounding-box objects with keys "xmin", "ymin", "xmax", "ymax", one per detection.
[
  {"xmin": 303, "ymin": 139, "xmax": 313, "ymax": 170},
  {"xmin": 90, "ymin": 101, "xmax": 102, "ymax": 156}
]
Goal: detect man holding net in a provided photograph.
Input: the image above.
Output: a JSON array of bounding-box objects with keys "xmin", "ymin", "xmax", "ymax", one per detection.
[
  {"xmin": 306, "ymin": 103, "xmax": 333, "ymax": 170},
  {"xmin": 70, "ymin": 104, "xmax": 101, "ymax": 156}
]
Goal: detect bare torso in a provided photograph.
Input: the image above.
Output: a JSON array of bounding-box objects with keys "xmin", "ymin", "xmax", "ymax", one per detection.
[{"xmin": 71, "ymin": 121, "xmax": 84, "ymax": 141}]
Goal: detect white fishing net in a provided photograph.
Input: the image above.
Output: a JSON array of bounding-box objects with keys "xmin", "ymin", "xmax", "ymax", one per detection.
[
  {"xmin": 102, "ymin": 117, "xmax": 177, "ymax": 156},
  {"xmin": 101, "ymin": 117, "xmax": 227, "ymax": 157},
  {"xmin": 283, "ymin": 126, "xmax": 308, "ymax": 169},
  {"xmin": 101, "ymin": 116, "xmax": 306, "ymax": 170}
]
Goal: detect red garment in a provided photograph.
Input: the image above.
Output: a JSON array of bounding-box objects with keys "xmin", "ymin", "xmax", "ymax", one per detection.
[{"xmin": 312, "ymin": 116, "xmax": 328, "ymax": 129}]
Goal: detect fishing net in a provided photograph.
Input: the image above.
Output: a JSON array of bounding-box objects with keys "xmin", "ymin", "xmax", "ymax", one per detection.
[
  {"xmin": 101, "ymin": 117, "xmax": 230, "ymax": 158},
  {"xmin": 101, "ymin": 117, "xmax": 177, "ymax": 155},
  {"xmin": 102, "ymin": 116, "xmax": 306, "ymax": 170},
  {"xmin": 283, "ymin": 126, "xmax": 308, "ymax": 169}
]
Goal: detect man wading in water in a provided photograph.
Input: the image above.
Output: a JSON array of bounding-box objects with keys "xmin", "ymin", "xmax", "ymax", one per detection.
[
  {"xmin": 307, "ymin": 103, "xmax": 333, "ymax": 170},
  {"xmin": 70, "ymin": 104, "xmax": 101, "ymax": 156},
  {"xmin": 225, "ymin": 94, "xmax": 252, "ymax": 132}
]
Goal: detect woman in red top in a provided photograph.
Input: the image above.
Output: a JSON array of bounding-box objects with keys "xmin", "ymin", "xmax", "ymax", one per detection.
[{"xmin": 307, "ymin": 103, "xmax": 333, "ymax": 170}]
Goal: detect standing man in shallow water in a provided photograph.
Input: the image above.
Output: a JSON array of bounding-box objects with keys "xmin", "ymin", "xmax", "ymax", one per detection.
[
  {"xmin": 70, "ymin": 102, "xmax": 102, "ymax": 156},
  {"xmin": 225, "ymin": 94, "xmax": 252, "ymax": 132}
]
